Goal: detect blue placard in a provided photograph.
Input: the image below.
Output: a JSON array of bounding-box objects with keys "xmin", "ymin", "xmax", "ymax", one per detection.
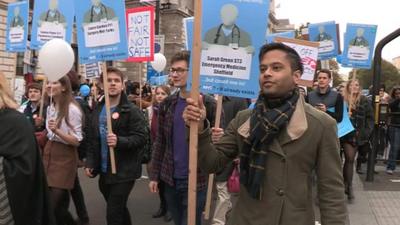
[
  {"xmin": 266, "ymin": 31, "xmax": 295, "ymax": 44},
  {"xmin": 187, "ymin": 1, "xmax": 269, "ymax": 98},
  {"xmin": 147, "ymin": 36, "xmax": 164, "ymax": 81},
  {"xmin": 327, "ymin": 104, "xmax": 355, "ymax": 138},
  {"xmin": 6, "ymin": 1, "xmax": 29, "ymax": 52},
  {"xmin": 341, "ymin": 23, "xmax": 377, "ymax": 69},
  {"xmin": 149, "ymin": 75, "xmax": 168, "ymax": 86},
  {"xmin": 184, "ymin": 17, "xmax": 194, "ymax": 50},
  {"xmin": 146, "ymin": 62, "xmax": 161, "ymax": 81},
  {"xmin": 31, "ymin": 0, "xmax": 74, "ymax": 49},
  {"xmin": 308, "ymin": 21, "xmax": 339, "ymax": 60},
  {"xmin": 75, "ymin": 0, "xmax": 128, "ymax": 64}
]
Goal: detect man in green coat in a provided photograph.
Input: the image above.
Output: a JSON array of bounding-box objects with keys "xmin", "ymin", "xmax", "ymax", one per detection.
[{"xmin": 183, "ymin": 43, "xmax": 347, "ymax": 225}]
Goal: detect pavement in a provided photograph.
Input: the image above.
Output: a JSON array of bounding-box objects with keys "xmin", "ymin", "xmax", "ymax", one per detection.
[
  {"xmin": 346, "ymin": 163, "xmax": 400, "ymax": 225},
  {"xmin": 73, "ymin": 163, "xmax": 400, "ymax": 225}
]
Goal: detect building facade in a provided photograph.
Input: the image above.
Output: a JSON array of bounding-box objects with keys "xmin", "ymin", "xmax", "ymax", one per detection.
[{"xmin": 0, "ymin": 0, "xmax": 18, "ymax": 89}]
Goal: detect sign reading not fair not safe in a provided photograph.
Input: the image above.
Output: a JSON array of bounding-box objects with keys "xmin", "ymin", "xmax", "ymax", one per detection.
[{"xmin": 126, "ymin": 6, "xmax": 155, "ymax": 62}]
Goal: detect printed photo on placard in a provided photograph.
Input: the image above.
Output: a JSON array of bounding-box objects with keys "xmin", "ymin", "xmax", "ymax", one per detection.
[
  {"xmin": 308, "ymin": 21, "xmax": 339, "ymax": 60},
  {"xmin": 31, "ymin": 0, "xmax": 74, "ymax": 49},
  {"xmin": 6, "ymin": 1, "xmax": 29, "ymax": 52}
]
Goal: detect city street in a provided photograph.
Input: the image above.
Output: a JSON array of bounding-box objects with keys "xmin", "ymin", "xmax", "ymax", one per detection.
[
  {"xmin": 73, "ymin": 169, "xmax": 173, "ymax": 225},
  {"xmin": 72, "ymin": 162, "xmax": 400, "ymax": 225}
]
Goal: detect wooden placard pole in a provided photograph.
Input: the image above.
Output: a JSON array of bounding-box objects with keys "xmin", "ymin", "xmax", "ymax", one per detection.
[
  {"xmin": 139, "ymin": 63, "xmax": 143, "ymax": 109},
  {"xmin": 348, "ymin": 69, "xmax": 357, "ymax": 116},
  {"xmin": 204, "ymin": 95, "xmax": 223, "ymax": 220},
  {"xmin": 92, "ymin": 79, "xmax": 98, "ymax": 101},
  {"xmin": 39, "ymin": 77, "xmax": 47, "ymax": 119},
  {"xmin": 90, "ymin": 79, "xmax": 98, "ymax": 110},
  {"xmin": 101, "ymin": 63, "xmax": 117, "ymax": 174},
  {"xmin": 188, "ymin": 0, "xmax": 202, "ymax": 224}
]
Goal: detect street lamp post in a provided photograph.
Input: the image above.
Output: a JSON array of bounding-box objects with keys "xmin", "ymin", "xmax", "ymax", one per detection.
[{"xmin": 155, "ymin": 0, "xmax": 160, "ymax": 35}]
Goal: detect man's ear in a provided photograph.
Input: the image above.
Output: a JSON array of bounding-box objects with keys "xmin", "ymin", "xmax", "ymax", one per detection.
[{"xmin": 293, "ymin": 70, "xmax": 301, "ymax": 85}]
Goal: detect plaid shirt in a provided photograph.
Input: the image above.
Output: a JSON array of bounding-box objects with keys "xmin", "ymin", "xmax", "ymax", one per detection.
[{"xmin": 149, "ymin": 92, "xmax": 218, "ymax": 190}]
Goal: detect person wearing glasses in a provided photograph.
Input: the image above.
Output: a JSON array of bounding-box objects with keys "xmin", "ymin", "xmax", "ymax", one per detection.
[
  {"xmin": 83, "ymin": 0, "xmax": 117, "ymax": 24},
  {"xmin": 149, "ymin": 51, "xmax": 219, "ymax": 225}
]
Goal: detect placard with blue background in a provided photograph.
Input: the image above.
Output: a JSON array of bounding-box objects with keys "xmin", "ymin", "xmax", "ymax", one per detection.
[
  {"xmin": 75, "ymin": 0, "xmax": 128, "ymax": 64},
  {"xmin": 6, "ymin": 1, "xmax": 29, "ymax": 52},
  {"xmin": 266, "ymin": 31, "xmax": 295, "ymax": 44},
  {"xmin": 308, "ymin": 21, "xmax": 339, "ymax": 60},
  {"xmin": 341, "ymin": 23, "xmax": 377, "ymax": 69},
  {"xmin": 186, "ymin": 0, "xmax": 269, "ymax": 99},
  {"xmin": 183, "ymin": 17, "xmax": 194, "ymax": 51},
  {"xmin": 147, "ymin": 34, "xmax": 165, "ymax": 83},
  {"xmin": 31, "ymin": 0, "xmax": 74, "ymax": 49}
]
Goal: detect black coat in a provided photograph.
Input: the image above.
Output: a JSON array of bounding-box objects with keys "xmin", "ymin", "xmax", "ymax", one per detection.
[
  {"xmin": 350, "ymin": 95, "xmax": 374, "ymax": 145},
  {"xmin": 75, "ymin": 96, "xmax": 92, "ymax": 160},
  {"xmin": 86, "ymin": 93, "xmax": 148, "ymax": 184},
  {"xmin": 215, "ymin": 96, "xmax": 248, "ymax": 182},
  {"xmin": 0, "ymin": 108, "xmax": 55, "ymax": 225}
]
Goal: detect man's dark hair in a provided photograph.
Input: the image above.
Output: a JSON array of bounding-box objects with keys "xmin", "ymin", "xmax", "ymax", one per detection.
[
  {"xmin": 316, "ymin": 69, "xmax": 332, "ymax": 79},
  {"xmin": 258, "ymin": 43, "xmax": 303, "ymax": 74},
  {"xmin": 66, "ymin": 70, "xmax": 81, "ymax": 92},
  {"xmin": 171, "ymin": 50, "xmax": 191, "ymax": 67},
  {"xmin": 100, "ymin": 67, "xmax": 125, "ymax": 83},
  {"xmin": 380, "ymin": 83, "xmax": 386, "ymax": 91},
  {"xmin": 27, "ymin": 82, "xmax": 42, "ymax": 92},
  {"xmin": 391, "ymin": 86, "xmax": 400, "ymax": 99}
]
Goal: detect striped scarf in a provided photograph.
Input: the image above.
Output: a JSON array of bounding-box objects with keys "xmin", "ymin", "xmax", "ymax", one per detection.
[
  {"xmin": 240, "ymin": 89, "xmax": 299, "ymax": 200},
  {"xmin": 0, "ymin": 157, "xmax": 14, "ymax": 225}
]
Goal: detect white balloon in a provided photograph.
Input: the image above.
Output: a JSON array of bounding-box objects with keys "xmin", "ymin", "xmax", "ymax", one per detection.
[
  {"xmin": 150, "ymin": 53, "xmax": 167, "ymax": 73},
  {"xmin": 39, "ymin": 39, "xmax": 75, "ymax": 82}
]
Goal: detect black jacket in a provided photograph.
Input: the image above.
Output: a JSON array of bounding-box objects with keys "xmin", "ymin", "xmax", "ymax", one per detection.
[
  {"xmin": 216, "ymin": 96, "xmax": 248, "ymax": 182},
  {"xmin": 87, "ymin": 93, "xmax": 148, "ymax": 184},
  {"xmin": 306, "ymin": 87, "xmax": 344, "ymax": 123},
  {"xmin": 350, "ymin": 95, "xmax": 374, "ymax": 145},
  {"xmin": 21, "ymin": 101, "xmax": 47, "ymax": 132},
  {"xmin": 0, "ymin": 108, "xmax": 55, "ymax": 225},
  {"xmin": 389, "ymin": 98, "xmax": 400, "ymax": 126},
  {"xmin": 75, "ymin": 96, "xmax": 92, "ymax": 160}
]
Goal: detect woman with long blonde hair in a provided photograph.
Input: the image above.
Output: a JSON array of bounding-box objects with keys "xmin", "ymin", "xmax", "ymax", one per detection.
[
  {"xmin": 0, "ymin": 74, "xmax": 18, "ymax": 109},
  {"xmin": 341, "ymin": 79, "xmax": 373, "ymax": 201},
  {"xmin": 0, "ymin": 73, "xmax": 54, "ymax": 225}
]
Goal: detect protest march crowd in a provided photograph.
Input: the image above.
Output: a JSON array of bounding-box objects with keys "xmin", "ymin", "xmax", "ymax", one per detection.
[
  {"xmin": 4, "ymin": 43, "xmax": 400, "ymax": 225},
  {"xmin": 2, "ymin": 1, "xmax": 399, "ymax": 225}
]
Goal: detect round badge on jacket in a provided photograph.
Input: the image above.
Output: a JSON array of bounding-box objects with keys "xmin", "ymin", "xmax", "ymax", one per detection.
[{"xmin": 112, "ymin": 112, "xmax": 120, "ymax": 120}]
